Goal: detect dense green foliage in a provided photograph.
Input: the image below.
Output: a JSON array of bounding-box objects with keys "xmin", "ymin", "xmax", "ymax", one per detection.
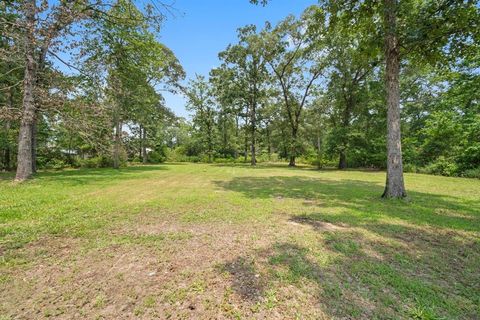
[{"xmin": 1, "ymin": 1, "xmax": 479, "ymax": 178}]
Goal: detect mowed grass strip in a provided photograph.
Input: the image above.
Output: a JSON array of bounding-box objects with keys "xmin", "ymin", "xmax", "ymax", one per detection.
[{"xmin": 0, "ymin": 163, "xmax": 479, "ymax": 319}]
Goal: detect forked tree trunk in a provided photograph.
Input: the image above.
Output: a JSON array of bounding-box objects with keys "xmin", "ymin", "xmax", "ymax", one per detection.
[
  {"xmin": 15, "ymin": 0, "xmax": 37, "ymax": 181},
  {"xmin": 382, "ymin": 0, "xmax": 406, "ymax": 198}
]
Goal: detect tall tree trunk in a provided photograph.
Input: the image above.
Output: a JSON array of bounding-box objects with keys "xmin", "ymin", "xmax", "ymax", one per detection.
[
  {"xmin": 288, "ymin": 127, "xmax": 297, "ymax": 167},
  {"xmin": 15, "ymin": 0, "xmax": 37, "ymax": 181},
  {"xmin": 243, "ymin": 117, "xmax": 248, "ymax": 162},
  {"xmin": 250, "ymin": 102, "xmax": 256, "ymax": 166},
  {"xmin": 139, "ymin": 125, "xmax": 143, "ymax": 159},
  {"xmin": 142, "ymin": 126, "xmax": 147, "ymax": 164},
  {"xmin": 234, "ymin": 115, "xmax": 239, "ymax": 159},
  {"xmin": 207, "ymin": 119, "xmax": 213, "ymax": 163},
  {"xmin": 266, "ymin": 124, "xmax": 271, "ymax": 160},
  {"xmin": 113, "ymin": 120, "xmax": 121, "ymax": 169},
  {"xmin": 338, "ymin": 150, "xmax": 347, "ymax": 169},
  {"xmin": 382, "ymin": 0, "xmax": 406, "ymax": 198},
  {"xmin": 316, "ymin": 133, "xmax": 322, "ymax": 170},
  {"xmin": 222, "ymin": 115, "xmax": 227, "ymax": 157}
]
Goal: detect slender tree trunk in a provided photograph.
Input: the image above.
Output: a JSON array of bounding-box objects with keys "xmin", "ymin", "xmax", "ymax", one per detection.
[
  {"xmin": 15, "ymin": 0, "xmax": 37, "ymax": 181},
  {"xmin": 222, "ymin": 115, "xmax": 227, "ymax": 157},
  {"xmin": 234, "ymin": 115, "xmax": 239, "ymax": 159},
  {"xmin": 243, "ymin": 117, "xmax": 248, "ymax": 162},
  {"xmin": 266, "ymin": 124, "xmax": 271, "ymax": 160},
  {"xmin": 382, "ymin": 0, "xmax": 406, "ymax": 198},
  {"xmin": 139, "ymin": 125, "xmax": 143, "ymax": 159},
  {"xmin": 289, "ymin": 128, "xmax": 297, "ymax": 167},
  {"xmin": 142, "ymin": 126, "xmax": 147, "ymax": 164},
  {"xmin": 250, "ymin": 102, "xmax": 256, "ymax": 166},
  {"xmin": 338, "ymin": 150, "xmax": 347, "ymax": 169},
  {"xmin": 113, "ymin": 120, "xmax": 121, "ymax": 169},
  {"xmin": 338, "ymin": 96, "xmax": 353, "ymax": 170}
]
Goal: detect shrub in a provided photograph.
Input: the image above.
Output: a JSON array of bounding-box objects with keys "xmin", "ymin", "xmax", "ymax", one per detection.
[
  {"xmin": 424, "ymin": 157, "xmax": 459, "ymax": 176},
  {"xmin": 45, "ymin": 159, "xmax": 66, "ymax": 170},
  {"xmin": 403, "ymin": 163, "xmax": 419, "ymax": 173},
  {"xmin": 214, "ymin": 157, "xmax": 236, "ymax": 163},
  {"xmin": 461, "ymin": 168, "xmax": 480, "ymax": 179},
  {"xmin": 148, "ymin": 151, "xmax": 166, "ymax": 163},
  {"xmin": 457, "ymin": 144, "xmax": 480, "ymax": 171},
  {"xmin": 79, "ymin": 156, "xmax": 113, "ymax": 168}
]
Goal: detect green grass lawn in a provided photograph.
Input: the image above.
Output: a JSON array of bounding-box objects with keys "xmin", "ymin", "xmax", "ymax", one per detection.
[{"xmin": 1, "ymin": 163, "xmax": 479, "ymax": 319}]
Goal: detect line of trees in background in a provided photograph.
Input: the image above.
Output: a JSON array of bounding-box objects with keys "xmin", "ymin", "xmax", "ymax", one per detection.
[
  {"xmin": 1, "ymin": 1, "xmax": 479, "ymax": 196},
  {"xmin": 1, "ymin": 0, "xmax": 184, "ymax": 181},
  {"xmin": 182, "ymin": 1, "xmax": 480, "ymax": 189}
]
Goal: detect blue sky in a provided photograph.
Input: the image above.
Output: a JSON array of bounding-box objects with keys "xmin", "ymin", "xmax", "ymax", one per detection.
[{"xmin": 158, "ymin": 0, "xmax": 317, "ymax": 118}]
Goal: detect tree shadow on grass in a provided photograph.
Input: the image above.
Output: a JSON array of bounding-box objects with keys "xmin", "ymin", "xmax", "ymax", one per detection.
[
  {"xmin": 33, "ymin": 165, "xmax": 169, "ymax": 187},
  {"xmin": 215, "ymin": 176, "xmax": 480, "ymax": 318},
  {"xmin": 210, "ymin": 162, "xmax": 318, "ymax": 171},
  {"xmin": 220, "ymin": 257, "xmax": 265, "ymax": 302},
  {"xmin": 221, "ymin": 236, "xmax": 479, "ymax": 319},
  {"xmin": 214, "ymin": 176, "xmax": 480, "ymax": 232}
]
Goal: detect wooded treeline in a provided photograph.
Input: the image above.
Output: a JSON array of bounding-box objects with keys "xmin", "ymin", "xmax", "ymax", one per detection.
[
  {"xmin": 1, "ymin": 0, "xmax": 184, "ymax": 181},
  {"xmin": 183, "ymin": 0, "xmax": 480, "ymax": 188},
  {"xmin": 1, "ymin": 1, "xmax": 479, "ymax": 196}
]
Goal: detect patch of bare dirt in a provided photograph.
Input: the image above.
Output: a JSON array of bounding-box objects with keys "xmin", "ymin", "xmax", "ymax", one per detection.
[{"xmin": 1, "ymin": 215, "xmax": 331, "ymax": 319}]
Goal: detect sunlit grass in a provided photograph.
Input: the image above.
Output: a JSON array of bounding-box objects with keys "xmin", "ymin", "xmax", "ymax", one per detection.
[{"xmin": 0, "ymin": 163, "xmax": 479, "ymax": 319}]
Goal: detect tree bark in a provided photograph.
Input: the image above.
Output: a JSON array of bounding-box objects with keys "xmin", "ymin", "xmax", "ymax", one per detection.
[
  {"xmin": 288, "ymin": 128, "xmax": 297, "ymax": 167},
  {"xmin": 382, "ymin": 0, "xmax": 406, "ymax": 198},
  {"xmin": 234, "ymin": 115, "xmax": 239, "ymax": 159},
  {"xmin": 338, "ymin": 150, "xmax": 347, "ymax": 169},
  {"xmin": 243, "ymin": 116, "xmax": 248, "ymax": 162},
  {"xmin": 15, "ymin": 0, "xmax": 37, "ymax": 181},
  {"xmin": 139, "ymin": 125, "xmax": 143, "ymax": 159}
]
